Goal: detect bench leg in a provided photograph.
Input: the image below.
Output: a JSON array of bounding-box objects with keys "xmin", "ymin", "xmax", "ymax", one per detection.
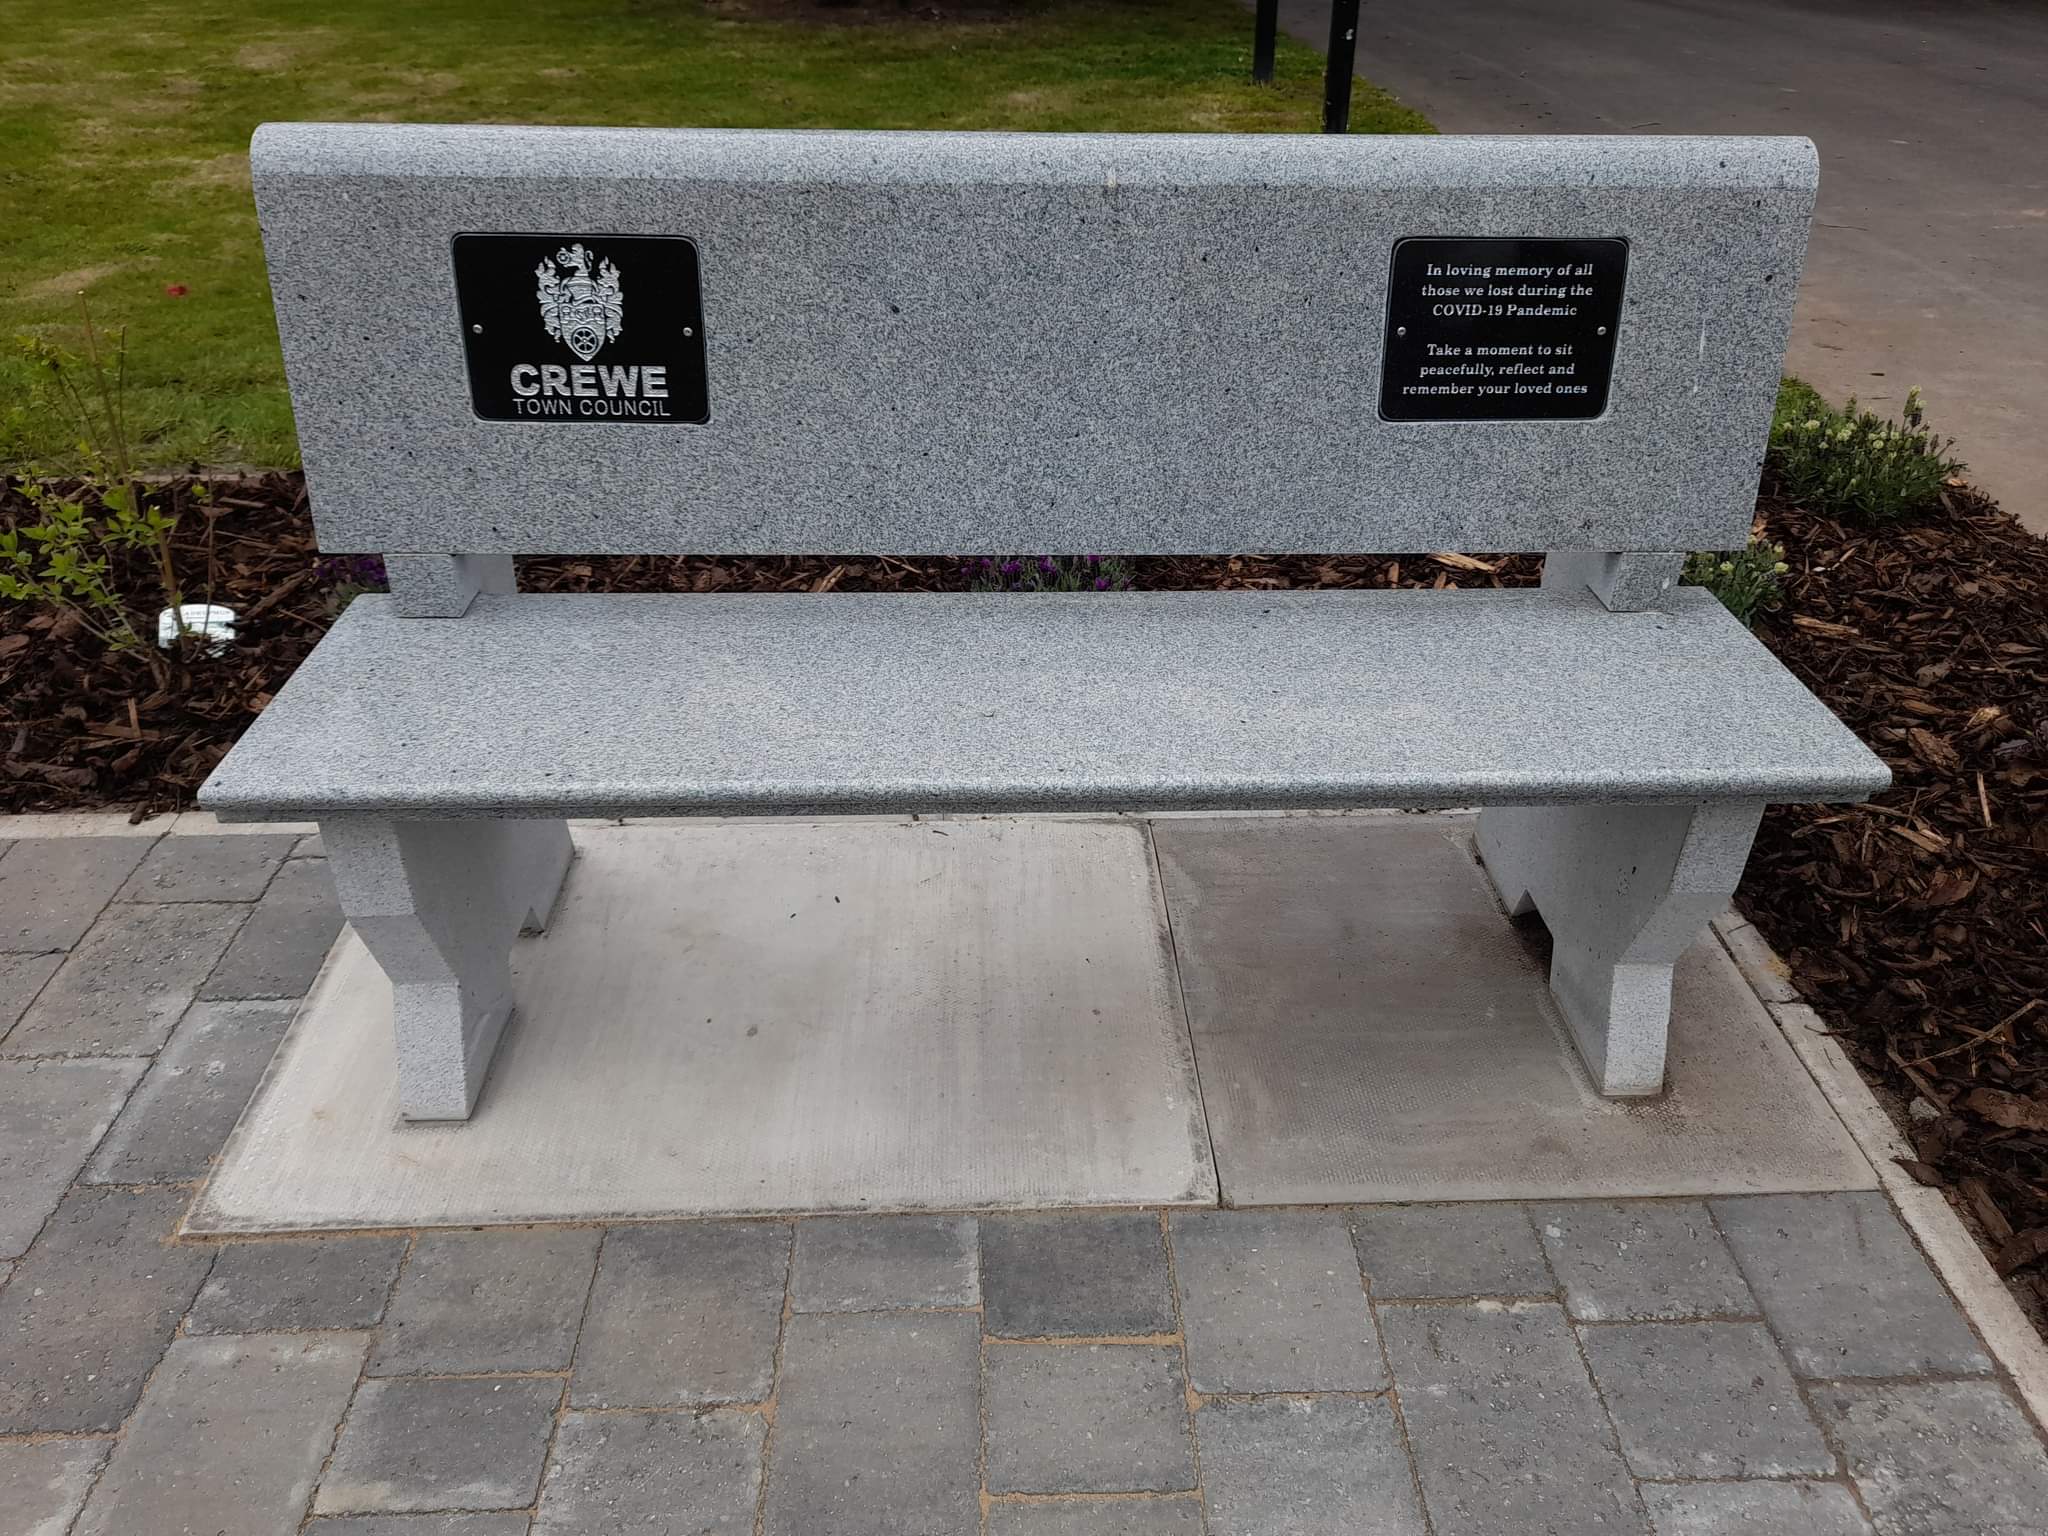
[
  {"xmin": 1475, "ymin": 801, "xmax": 1763, "ymax": 1097},
  {"xmin": 321, "ymin": 817, "xmax": 575, "ymax": 1121}
]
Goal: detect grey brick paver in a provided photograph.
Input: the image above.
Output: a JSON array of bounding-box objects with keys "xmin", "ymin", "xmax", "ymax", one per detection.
[
  {"xmin": 6, "ymin": 901, "xmax": 244, "ymax": 1055},
  {"xmin": 981, "ymin": 1211, "xmax": 1173, "ymax": 1337},
  {"xmin": 0, "ymin": 1185, "xmax": 215, "ymax": 1434},
  {"xmin": 312, "ymin": 1520, "xmax": 531, "ymax": 1535},
  {"xmin": 1712, "ymin": 1193, "xmax": 1992, "ymax": 1379},
  {"xmin": 572, "ymin": 1221, "xmax": 787, "ymax": 1408},
  {"xmin": 1640, "ymin": 1481, "xmax": 1873, "ymax": 1536},
  {"xmin": 0, "ymin": 837, "xmax": 149, "ymax": 952},
  {"xmin": 0, "ymin": 952, "xmax": 61, "ymax": 1040},
  {"xmin": 199, "ymin": 856, "xmax": 343, "ymax": 998},
  {"xmin": 764, "ymin": 1311, "xmax": 980, "ymax": 1536},
  {"xmin": 1197, "ymin": 1395, "xmax": 1426, "ymax": 1536},
  {"xmin": 790, "ymin": 1213, "xmax": 978, "ymax": 1311},
  {"xmin": 0, "ymin": 1437, "xmax": 111, "ymax": 1536},
  {"xmin": 533, "ymin": 1410, "xmax": 762, "ymax": 1534},
  {"xmin": 82, "ymin": 998, "xmax": 293, "ymax": 1183},
  {"xmin": 118, "ymin": 833, "xmax": 298, "ymax": 903},
  {"xmin": 1351, "ymin": 1203, "xmax": 1551, "ymax": 1298},
  {"xmin": 1379, "ymin": 1301, "xmax": 1646, "ymax": 1536},
  {"xmin": 1579, "ymin": 1321, "xmax": 1831, "ymax": 1478},
  {"xmin": 1170, "ymin": 1208, "xmax": 1383, "ymax": 1392},
  {"xmin": 0, "ymin": 1057, "xmax": 146, "ymax": 1257},
  {"xmin": 372, "ymin": 1227, "xmax": 601, "ymax": 1375},
  {"xmin": 189, "ymin": 1233, "xmax": 409, "ymax": 1334},
  {"xmin": 312, "ymin": 1520, "xmax": 532, "ymax": 1536},
  {"xmin": 1815, "ymin": 1380, "xmax": 2048, "ymax": 1536},
  {"xmin": 315, "ymin": 1376, "xmax": 562, "ymax": 1516},
  {"xmin": 987, "ymin": 1498, "xmax": 1204, "ymax": 1536},
  {"xmin": 984, "ymin": 1343, "xmax": 1194, "ymax": 1495},
  {"xmin": 74, "ymin": 1332, "xmax": 366, "ymax": 1536},
  {"xmin": 1535, "ymin": 1200, "xmax": 1755, "ymax": 1320}
]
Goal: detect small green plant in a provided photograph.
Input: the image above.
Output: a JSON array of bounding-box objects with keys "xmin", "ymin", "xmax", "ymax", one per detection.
[
  {"xmin": 4, "ymin": 299, "xmax": 187, "ymax": 676},
  {"xmin": 1767, "ymin": 381, "xmax": 1961, "ymax": 524},
  {"xmin": 1683, "ymin": 540, "xmax": 1789, "ymax": 628}
]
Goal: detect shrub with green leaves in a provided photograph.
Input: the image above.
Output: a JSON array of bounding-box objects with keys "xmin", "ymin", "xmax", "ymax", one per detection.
[
  {"xmin": 4, "ymin": 300, "xmax": 191, "ymax": 678},
  {"xmin": 1767, "ymin": 380, "xmax": 1961, "ymax": 524},
  {"xmin": 1683, "ymin": 540, "xmax": 1789, "ymax": 628},
  {"xmin": 0, "ymin": 478, "xmax": 175, "ymax": 656}
]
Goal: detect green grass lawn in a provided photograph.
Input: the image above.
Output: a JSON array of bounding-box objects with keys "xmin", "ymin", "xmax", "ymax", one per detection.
[{"xmin": 0, "ymin": 0, "xmax": 1430, "ymax": 470}]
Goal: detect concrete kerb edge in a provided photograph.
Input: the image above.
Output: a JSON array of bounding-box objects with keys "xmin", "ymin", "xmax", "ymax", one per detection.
[{"xmin": 1711, "ymin": 912, "xmax": 2048, "ymax": 1432}]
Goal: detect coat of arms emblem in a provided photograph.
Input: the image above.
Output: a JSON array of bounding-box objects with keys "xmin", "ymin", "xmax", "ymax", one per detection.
[{"xmin": 535, "ymin": 243, "xmax": 624, "ymax": 361}]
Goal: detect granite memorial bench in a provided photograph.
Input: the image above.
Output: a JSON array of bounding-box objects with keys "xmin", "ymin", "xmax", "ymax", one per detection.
[{"xmin": 201, "ymin": 124, "xmax": 1887, "ymax": 1121}]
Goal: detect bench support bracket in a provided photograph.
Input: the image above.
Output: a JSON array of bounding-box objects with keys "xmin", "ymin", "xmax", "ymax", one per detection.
[
  {"xmin": 321, "ymin": 817, "xmax": 575, "ymax": 1120},
  {"xmin": 1476, "ymin": 800, "xmax": 1764, "ymax": 1096},
  {"xmin": 1543, "ymin": 550, "xmax": 1684, "ymax": 612},
  {"xmin": 384, "ymin": 554, "xmax": 516, "ymax": 618}
]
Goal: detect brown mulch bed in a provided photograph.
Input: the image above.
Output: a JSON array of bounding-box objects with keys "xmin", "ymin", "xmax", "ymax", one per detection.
[
  {"xmin": 1736, "ymin": 486, "xmax": 2048, "ymax": 1316},
  {"xmin": 4, "ymin": 469, "xmax": 2045, "ymax": 1315}
]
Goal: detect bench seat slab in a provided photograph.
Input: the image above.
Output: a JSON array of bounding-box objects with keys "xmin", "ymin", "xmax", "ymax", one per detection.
[
  {"xmin": 1476, "ymin": 800, "xmax": 1763, "ymax": 1096},
  {"xmin": 200, "ymin": 588, "xmax": 1888, "ymax": 822},
  {"xmin": 323, "ymin": 817, "xmax": 573, "ymax": 1120}
]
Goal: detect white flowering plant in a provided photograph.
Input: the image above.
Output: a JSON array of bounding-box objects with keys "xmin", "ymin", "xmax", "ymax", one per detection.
[
  {"xmin": 1683, "ymin": 540, "xmax": 1790, "ymax": 628},
  {"xmin": 1768, "ymin": 380, "xmax": 1960, "ymax": 524}
]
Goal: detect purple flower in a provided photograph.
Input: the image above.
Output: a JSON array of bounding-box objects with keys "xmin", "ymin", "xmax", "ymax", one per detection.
[
  {"xmin": 1094, "ymin": 576, "xmax": 1111, "ymax": 590},
  {"xmin": 1002, "ymin": 560, "xmax": 1021, "ymax": 575}
]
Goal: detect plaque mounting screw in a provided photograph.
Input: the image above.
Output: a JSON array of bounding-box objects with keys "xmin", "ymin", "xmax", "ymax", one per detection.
[
  {"xmin": 683, "ymin": 326, "xmax": 695, "ymax": 338},
  {"xmin": 1597, "ymin": 325, "xmax": 1608, "ymax": 336},
  {"xmin": 1395, "ymin": 326, "xmax": 1407, "ymax": 337},
  {"xmin": 471, "ymin": 324, "xmax": 483, "ymax": 334}
]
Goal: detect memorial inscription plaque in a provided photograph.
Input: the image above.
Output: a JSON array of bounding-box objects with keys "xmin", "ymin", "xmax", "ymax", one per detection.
[
  {"xmin": 453, "ymin": 233, "xmax": 710, "ymax": 425},
  {"xmin": 1378, "ymin": 237, "xmax": 1627, "ymax": 423}
]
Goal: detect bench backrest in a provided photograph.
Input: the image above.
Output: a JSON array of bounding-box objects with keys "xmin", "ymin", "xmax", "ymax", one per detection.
[{"xmin": 253, "ymin": 125, "xmax": 1814, "ymax": 558}]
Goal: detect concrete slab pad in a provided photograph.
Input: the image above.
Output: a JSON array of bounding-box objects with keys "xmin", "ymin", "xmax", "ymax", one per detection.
[
  {"xmin": 1153, "ymin": 816, "xmax": 1873, "ymax": 1204},
  {"xmin": 192, "ymin": 819, "xmax": 1211, "ymax": 1232}
]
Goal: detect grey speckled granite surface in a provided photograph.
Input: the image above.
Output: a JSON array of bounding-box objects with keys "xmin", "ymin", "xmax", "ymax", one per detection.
[
  {"xmin": 199, "ymin": 588, "xmax": 1886, "ymax": 821},
  {"xmin": 252, "ymin": 125, "xmax": 1812, "ymax": 557}
]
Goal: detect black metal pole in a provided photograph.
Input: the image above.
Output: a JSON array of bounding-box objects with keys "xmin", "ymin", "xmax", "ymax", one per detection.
[
  {"xmin": 1323, "ymin": 0, "xmax": 1362, "ymax": 134},
  {"xmin": 1253, "ymin": 0, "xmax": 1279, "ymax": 83}
]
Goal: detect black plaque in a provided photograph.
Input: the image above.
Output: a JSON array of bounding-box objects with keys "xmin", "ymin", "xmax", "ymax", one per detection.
[
  {"xmin": 1378, "ymin": 237, "xmax": 1627, "ymax": 422},
  {"xmin": 453, "ymin": 233, "xmax": 709, "ymax": 425}
]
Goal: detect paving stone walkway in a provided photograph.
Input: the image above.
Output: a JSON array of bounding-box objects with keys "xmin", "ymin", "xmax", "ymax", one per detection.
[{"xmin": 4, "ymin": 822, "xmax": 2048, "ymax": 1535}]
